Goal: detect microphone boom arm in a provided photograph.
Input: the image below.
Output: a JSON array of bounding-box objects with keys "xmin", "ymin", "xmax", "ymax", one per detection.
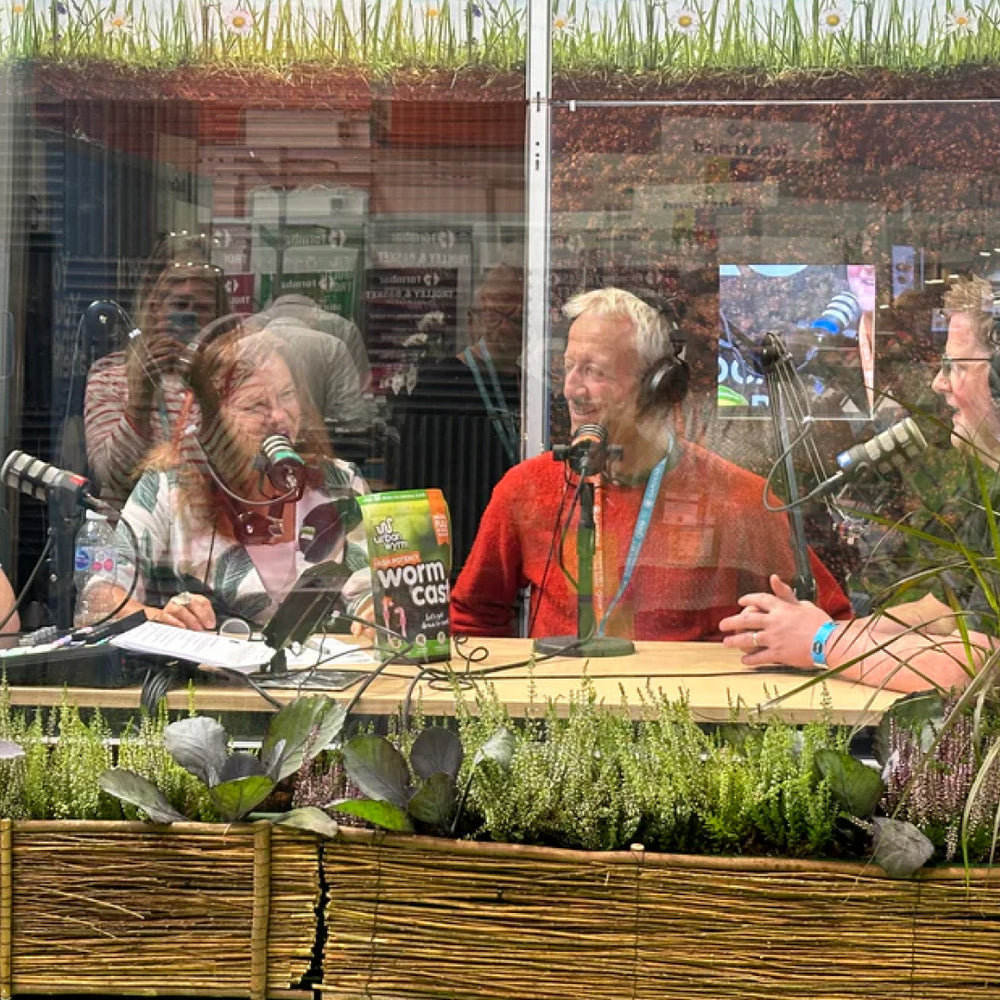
[{"xmin": 759, "ymin": 332, "xmax": 817, "ymax": 603}]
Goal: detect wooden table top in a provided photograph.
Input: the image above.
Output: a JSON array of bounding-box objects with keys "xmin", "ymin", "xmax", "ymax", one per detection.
[{"xmin": 5, "ymin": 638, "xmax": 901, "ymax": 726}]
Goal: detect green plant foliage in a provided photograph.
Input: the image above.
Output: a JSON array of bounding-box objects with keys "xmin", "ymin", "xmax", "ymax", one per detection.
[
  {"xmin": 100, "ymin": 695, "xmax": 346, "ymax": 824},
  {"xmin": 116, "ymin": 701, "xmax": 213, "ymax": 820},
  {"xmin": 0, "ymin": 690, "xmax": 121, "ymax": 821},
  {"xmin": 458, "ymin": 679, "xmax": 865, "ymax": 859},
  {"xmin": 816, "ymin": 748, "xmax": 884, "ymax": 818},
  {"xmin": 334, "ymin": 723, "xmax": 511, "ymax": 834}
]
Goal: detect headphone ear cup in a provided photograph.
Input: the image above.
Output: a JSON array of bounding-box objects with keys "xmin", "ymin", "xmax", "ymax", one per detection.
[
  {"xmin": 638, "ymin": 355, "xmax": 690, "ymax": 414},
  {"xmin": 175, "ymin": 313, "xmax": 244, "ymax": 387},
  {"xmin": 990, "ymin": 352, "xmax": 1000, "ymax": 404}
]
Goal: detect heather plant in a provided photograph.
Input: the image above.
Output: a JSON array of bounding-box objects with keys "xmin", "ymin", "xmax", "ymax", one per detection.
[
  {"xmin": 46, "ymin": 700, "xmax": 116, "ymax": 819},
  {"xmin": 882, "ymin": 693, "xmax": 1000, "ymax": 862},
  {"xmin": 0, "ymin": 690, "xmax": 118, "ymax": 819},
  {"xmin": 117, "ymin": 700, "xmax": 214, "ymax": 821},
  {"xmin": 458, "ymin": 679, "xmax": 922, "ymax": 865}
]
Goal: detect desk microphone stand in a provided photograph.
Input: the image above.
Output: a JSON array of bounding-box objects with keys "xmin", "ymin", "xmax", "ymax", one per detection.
[
  {"xmin": 533, "ymin": 444, "xmax": 636, "ymax": 659},
  {"xmin": 49, "ymin": 493, "xmax": 81, "ymax": 631},
  {"xmin": 759, "ymin": 332, "xmax": 816, "ymax": 602}
]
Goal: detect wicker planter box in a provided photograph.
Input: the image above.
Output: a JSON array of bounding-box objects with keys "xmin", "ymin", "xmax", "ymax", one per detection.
[
  {"xmin": 321, "ymin": 829, "xmax": 1000, "ymax": 1000},
  {"xmin": 0, "ymin": 819, "xmax": 319, "ymax": 998}
]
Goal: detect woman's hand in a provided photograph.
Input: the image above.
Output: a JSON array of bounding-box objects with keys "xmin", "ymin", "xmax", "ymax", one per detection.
[
  {"xmin": 350, "ymin": 595, "xmax": 376, "ymax": 642},
  {"xmin": 153, "ymin": 591, "xmax": 216, "ymax": 631},
  {"xmin": 719, "ymin": 574, "xmax": 833, "ymax": 668}
]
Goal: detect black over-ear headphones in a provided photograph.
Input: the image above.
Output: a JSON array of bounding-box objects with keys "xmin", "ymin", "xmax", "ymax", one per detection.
[
  {"xmin": 175, "ymin": 312, "xmax": 245, "ymax": 388},
  {"xmin": 628, "ymin": 288, "xmax": 690, "ymax": 414}
]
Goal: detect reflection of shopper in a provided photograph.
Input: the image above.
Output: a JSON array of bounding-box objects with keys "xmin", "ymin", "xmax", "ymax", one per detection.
[
  {"xmin": 392, "ymin": 264, "xmax": 523, "ymax": 579},
  {"xmin": 84, "ymin": 259, "xmax": 231, "ymax": 507}
]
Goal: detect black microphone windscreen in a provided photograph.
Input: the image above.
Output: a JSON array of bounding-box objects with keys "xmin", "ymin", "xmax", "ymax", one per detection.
[
  {"xmin": 260, "ymin": 434, "xmax": 306, "ymax": 495},
  {"xmin": 298, "ymin": 498, "xmax": 361, "ymax": 562}
]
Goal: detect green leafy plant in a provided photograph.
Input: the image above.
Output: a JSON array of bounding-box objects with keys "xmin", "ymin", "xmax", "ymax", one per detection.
[
  {"xmin": 99, "ymin": 695, "xmax": 344, "ymax": 832},
  {"xmin": 116, "ymin": 698, "xmax": 214, "ymax": 821},
  {"xmin": 0, "ymin": 689, "xmax": 120, "ymax": 820},
  {"xmin": 333, "ymin": 724, "xmax": 514, "ymax": 834}
]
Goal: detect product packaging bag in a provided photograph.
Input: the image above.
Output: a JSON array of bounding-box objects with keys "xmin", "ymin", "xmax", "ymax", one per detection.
[{"xmin": 358, "ymin": 488, "xmax": 452, "ymax": 662}]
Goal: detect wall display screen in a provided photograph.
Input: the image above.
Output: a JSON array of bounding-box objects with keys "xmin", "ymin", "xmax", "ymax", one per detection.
[{"xmin": 717, "ymin": 263, "xmax": 876, "ymax": 422}]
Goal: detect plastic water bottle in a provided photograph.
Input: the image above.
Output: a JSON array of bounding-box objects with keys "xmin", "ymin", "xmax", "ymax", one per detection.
[{"xmin": 73, "ymin": 511, "xmax": 117, "ymax": 628}]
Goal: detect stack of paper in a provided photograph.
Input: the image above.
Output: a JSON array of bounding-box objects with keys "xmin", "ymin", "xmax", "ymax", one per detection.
[{"xmin": 110, "ymin": 621, "xmax": 276, "ymax": 672}]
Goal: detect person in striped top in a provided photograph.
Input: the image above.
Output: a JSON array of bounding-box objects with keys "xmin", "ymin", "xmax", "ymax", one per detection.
[{"xmin": 83, "ymin": 259, "xmax": 230, "ymax": 507}]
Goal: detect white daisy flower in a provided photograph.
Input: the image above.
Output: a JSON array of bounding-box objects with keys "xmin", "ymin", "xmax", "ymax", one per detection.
[
  {"xmin": 102, "ymin": 10, "xmax": 132, "ymax": 32},
  {"xmin": 945, "ymin": 8, "xmax": 977, "ymax": 33},
  {"xmin": 817, "ymin": 4, "xmax": 848, "ymax": 35},
  {"xmin": 552, "ymin": 14, "xmax": 576, "ymax": 35},
  {"xmin": 669, "ymin": 7, "xmax": 700, "ymax": 34},
  {"xmin": 223, "ymin": 7, "xmax": 254, "ymax": 35}
]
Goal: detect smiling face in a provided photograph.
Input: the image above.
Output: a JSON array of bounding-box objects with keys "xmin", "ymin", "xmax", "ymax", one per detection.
[
  {"xmin": 562, "ymin": 310, "xmax": 644, "ymax": 448},
  {"xmin": 931, "ymin": 311, "xmax": 1000, "ymax": 459},
  {"xmin": 469, "ymin": 267, "xmax": 524, "ymax": 369},
  {"xmin": 847, "ymin": 264, "xmax": 877, "ymax": 313},
  {"xmin": 223, "ymin": 352, "xmax": 302, "ymax": 443}
]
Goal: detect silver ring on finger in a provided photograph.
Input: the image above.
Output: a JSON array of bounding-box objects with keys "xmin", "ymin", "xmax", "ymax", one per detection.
[
  {"xmin": 173, "ymin": 591, "xmax": 193, "ymax": 608},
  {"xmin": 752, "ymin": 631, "xmax": 761, "ymax": 650}
]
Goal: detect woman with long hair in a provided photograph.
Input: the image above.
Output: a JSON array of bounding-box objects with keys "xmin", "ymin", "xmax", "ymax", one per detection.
[{"xmin": 90, "ymin": 325, "xmax": 371, "ymax": 632}]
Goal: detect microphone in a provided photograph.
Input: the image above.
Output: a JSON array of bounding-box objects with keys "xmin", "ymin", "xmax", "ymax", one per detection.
[
  {"xmin": 260, "ymin": 434, "xmax": 306, "ymax": 496},
  {"xmin": 811, "ymin": 418, "xmax": 928, "ymax": 499},
  {"xmin": 811, "ymin": 291, "xmax": 862, "ymax": 336},
  {"xmin": 1, "ymin": 450, "xmax": 103, "ymax": 510},
  {"xmin": 84, "ymin": 300, "xmax": 140, "ymax": 342},
  {"xmin": 298, "ymin": 497, "xmax": 363, "ymax": 562},
  {"xmin": 561, "ymin": 423, "xmax": 610, "ymax": 477}
]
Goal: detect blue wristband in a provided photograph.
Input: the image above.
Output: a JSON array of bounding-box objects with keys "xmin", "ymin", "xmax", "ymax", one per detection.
[{"xmin": 811, "ymin": 620, "xmax": 839, "ymax": 667}]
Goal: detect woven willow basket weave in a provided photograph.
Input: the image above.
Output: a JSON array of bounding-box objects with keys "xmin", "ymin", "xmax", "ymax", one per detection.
[
  {"xmin": 0, "ymin": 819, "xmax": 319, "ymax": 999},
  {"xmin": 321, "ymin": 828, "xmax": 1000, "ymax": 1000}
]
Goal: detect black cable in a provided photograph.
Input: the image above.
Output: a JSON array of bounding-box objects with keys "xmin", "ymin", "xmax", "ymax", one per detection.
[{"xmin": 526, "ymin": 474, "xmax": 575, "ymax": 636}]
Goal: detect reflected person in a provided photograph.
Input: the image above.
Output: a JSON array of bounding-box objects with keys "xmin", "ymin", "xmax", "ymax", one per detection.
[
  {"xmin": 393, "ymin": 264, "xmax": 524, "ymax": 579},
  {"xmin": 84, "ymin": 259, "xmax": 232, "ymax": 507}
]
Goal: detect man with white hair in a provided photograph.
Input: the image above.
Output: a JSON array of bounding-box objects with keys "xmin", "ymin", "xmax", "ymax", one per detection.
[{"xmin": 452, "ymin": 286, "xmax": 851, "ymax": 641}]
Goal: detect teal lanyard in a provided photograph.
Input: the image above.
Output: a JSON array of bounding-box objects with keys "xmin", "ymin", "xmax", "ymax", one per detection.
[
  {"xmin": 463, "ymin": 341, "xmax": 519, "ymax": 465},
  {"xmin": 596, "ymin": 453, "xmax": 669, "ymax": 636}
]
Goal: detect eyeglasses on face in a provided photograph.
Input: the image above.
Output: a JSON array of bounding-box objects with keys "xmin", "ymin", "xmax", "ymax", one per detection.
[
  {"xmin": 939, "ymin": 355, "xmax": 991, "ymax": 378},
  {"xmin": 469, "ymin": 307, "xmax": 523, "ymax": 331}
]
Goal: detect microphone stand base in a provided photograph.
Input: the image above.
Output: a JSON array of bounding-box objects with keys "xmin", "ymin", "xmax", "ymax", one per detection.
[{"xmin": 532, "ymin": 635, "xmax": 636, "ymax": 658}]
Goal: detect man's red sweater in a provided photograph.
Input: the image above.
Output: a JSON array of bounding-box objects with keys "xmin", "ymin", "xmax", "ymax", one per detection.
[{"xmin": 451, "ymin": 442, "xmax": 851, "ymax": 640}]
